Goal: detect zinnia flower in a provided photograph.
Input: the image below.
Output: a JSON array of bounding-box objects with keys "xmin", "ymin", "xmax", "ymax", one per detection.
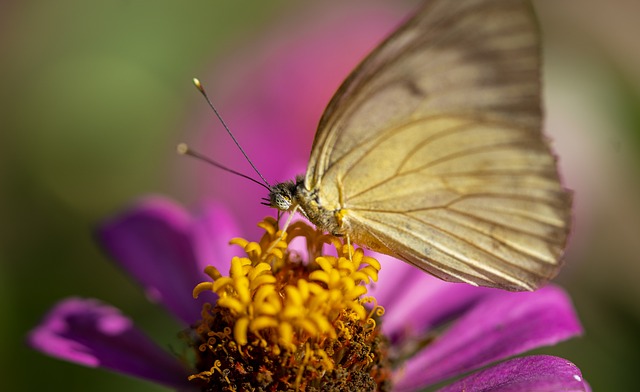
[
  {"xmin": 28, "ymin": 196, "xmax": 587, "ymax": 391},
  {"xmin": 29, "ymin": 3, "xmax": 588, "ymax": 390}
]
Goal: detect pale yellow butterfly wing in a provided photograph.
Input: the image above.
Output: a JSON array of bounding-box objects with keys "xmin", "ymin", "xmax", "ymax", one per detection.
[{"xmin": 304, "ymin": 0, "xmax": 572, "ymax": 291}]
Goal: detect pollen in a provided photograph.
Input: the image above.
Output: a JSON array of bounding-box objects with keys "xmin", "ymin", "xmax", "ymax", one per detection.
[{"xmin": 185, "ymin": 217, "xmax": 392, "ymax": 391}]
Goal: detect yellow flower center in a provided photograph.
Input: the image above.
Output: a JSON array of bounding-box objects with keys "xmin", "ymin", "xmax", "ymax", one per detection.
[{"xmin": 186, "ymin": 217, "xmax": 391, "ymax": 391}]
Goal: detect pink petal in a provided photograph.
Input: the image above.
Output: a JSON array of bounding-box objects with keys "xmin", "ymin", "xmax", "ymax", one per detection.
[
  {"xmin": 97, "ymin": 196, "xmax": 219, "ymax": 325},
  {"xmin": 27, "ymin": 298, "xmax": 191, "ymax": 389},
  {"xmin": 394, "ymin": 286, "xmax": 582, "ymax": 390},
  {"xmin": 372, "ymin": 257, "xmax": 493, "ymax": 340},
  {"xmin": 191, "ymin": 199, "xmax": 242, "ymax": 275},
  {"xmin": 437, "ymin": 355, "xmax": 588, "ymax": 392}
]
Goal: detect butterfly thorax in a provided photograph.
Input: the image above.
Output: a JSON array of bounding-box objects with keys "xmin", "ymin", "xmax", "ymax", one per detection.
[{"xmin": 268, "ymin": 177, "xmax": 346, "ymax": 237}]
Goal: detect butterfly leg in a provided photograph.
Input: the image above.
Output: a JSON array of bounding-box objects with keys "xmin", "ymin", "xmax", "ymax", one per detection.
[
  {"xmin": 333, "ymin": 208, "xmax": 353, "ymax": 261},
  {"xmin": 335, "ymin": 178, "xmax": 353, "ymax": 260}
]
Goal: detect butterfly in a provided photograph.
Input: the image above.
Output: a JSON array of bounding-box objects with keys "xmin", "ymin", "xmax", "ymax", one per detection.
[{"xmin": 263, "ymin": 0, "xmax": 572, "ymax": 291}]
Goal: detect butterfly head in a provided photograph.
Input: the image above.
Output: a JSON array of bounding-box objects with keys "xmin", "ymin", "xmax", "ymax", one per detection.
[{"xmin": 265, "ymin": 181, "xmax": 297, "ymax": 211}]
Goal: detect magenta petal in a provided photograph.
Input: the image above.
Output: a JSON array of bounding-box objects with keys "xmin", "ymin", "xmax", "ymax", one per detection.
[
  {"xmin": 27, "ymin": 298, "xmax": 191, "ymax": 389},
  {"xmin": 191, "ymin": 200, "xmax": 242, "ymax": 274},
  {"xmin": 394, "ymin": 286, "xmax": 582, "ymax": 390},
  {"xmin": 374, "ymin": 259, "xmax": 493, "ymax": 339},
  {"xmin": 97, "ymin": 196, "xmax": 207, "ymax": 325},
  {"xmin": 369, "ymin": 256, "xmax": 422, "ymax": 310},
  {"xmin": 437, "ymin": 355, "xmax": 587, "ymax": 392}
]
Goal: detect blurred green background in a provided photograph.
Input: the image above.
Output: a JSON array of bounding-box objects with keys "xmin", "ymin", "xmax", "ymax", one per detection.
[{"xmin": 2, "ymin": 1, "xmax": 639, "ymax": 391}]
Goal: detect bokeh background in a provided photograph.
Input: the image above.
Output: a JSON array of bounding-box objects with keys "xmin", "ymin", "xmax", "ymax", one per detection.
[{"xmin": 3, "ymin": 1, "xmax": 640, "ymax": 390}]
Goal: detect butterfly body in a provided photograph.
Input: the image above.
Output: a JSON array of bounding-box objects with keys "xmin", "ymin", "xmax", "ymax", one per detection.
[
  {"xmin": 268, "ymin": 177, "xmax": 346, "ymax": 236},
  {"xmin": 266, "ymin": 0, "xmax": 572, "ymax": 292},
  {"xmin": 269, "ymin": 177, "xmax": 395, "ymax": 253}
]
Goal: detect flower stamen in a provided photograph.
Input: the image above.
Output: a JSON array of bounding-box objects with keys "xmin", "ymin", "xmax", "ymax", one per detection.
[{"xmin": 185, "ymin": 217, "xmax": 392, "ymax": 391}]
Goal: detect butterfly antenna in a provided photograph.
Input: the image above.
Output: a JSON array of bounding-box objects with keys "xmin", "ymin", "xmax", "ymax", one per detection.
[
  {"xmin": 192, "ymin": 78, "xmax": 271, "ymax": 188},
  {"xmin": 177, "ymin": 143, "xmax": 270, "ymax": 191}
]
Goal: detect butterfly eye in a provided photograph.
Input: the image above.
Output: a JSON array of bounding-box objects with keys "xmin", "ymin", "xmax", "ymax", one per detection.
[
  {"xmin": 268, "ymin": 193, "xmax": 292, "ymax": 211},
  {"xmin": 277, "ymin": 195, "xmax": 292, "ymax": 210}
]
